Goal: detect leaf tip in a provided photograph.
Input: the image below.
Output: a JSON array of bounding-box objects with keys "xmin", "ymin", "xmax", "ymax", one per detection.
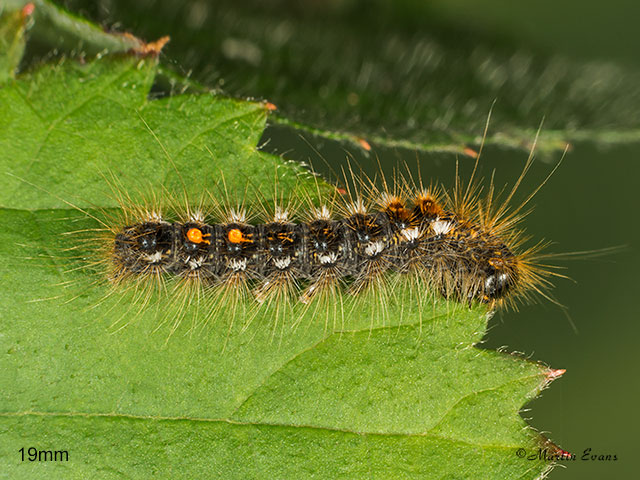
[
  {"xmin": 21, "ymin": 2, "xmax": 35, "ymax": 18},
  {"xmin": 545, "ymin": 368, "xmax": 566, "ymax": 381},
  {"xmin": 356, "ymin": 137, "xmax": 372, "ymax": 151},
  {"xmin": 463, "ymin": 146, "xmax": 479, "ymax": 158},
  {"xmin": 124, "ymin": 34, "xmax": 171, "ymax": 57}
]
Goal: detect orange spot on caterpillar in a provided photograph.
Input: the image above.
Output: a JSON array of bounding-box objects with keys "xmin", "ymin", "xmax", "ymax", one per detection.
[
  {"xmin": 336, "ymin": 187, "xmax": 347, "ymax": 195},
  {"xmin": 186, "ymin": 228, "xmax": 210, "ymax": 245},
  {"xmin": 228, "ymin": 228, "xmax": 246, "ymax": 244},
  {"xmin": 265, "ymin": 102, "xmax": 277, "ymax": 111}
]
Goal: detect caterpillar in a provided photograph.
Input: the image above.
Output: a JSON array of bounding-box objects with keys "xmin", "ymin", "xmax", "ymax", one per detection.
[
  {"xmin": 114, "ymin": 187, "xmax": 518, "ymax": 304},
  {"xmin": 69, "ymin": 150, "xmax": 554, "ymax": 339},
  {"xmin": 13, "ymin": 114, "xmax": 559, "ymax": 340}
]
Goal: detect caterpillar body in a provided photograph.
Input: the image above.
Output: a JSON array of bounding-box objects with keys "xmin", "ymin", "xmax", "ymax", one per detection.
[{"xmin": 107, "ymin": 180, "xmax": 540, "ymax": 316}]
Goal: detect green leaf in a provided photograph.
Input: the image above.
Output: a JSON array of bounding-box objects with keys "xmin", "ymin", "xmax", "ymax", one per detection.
[
  {"xmin": 0, "ymin": 54, "xmax": 319, "ymax": 210},
  {"xmin": 0, "ymin": 8, "xmax": 562, "ymax": 480},
  {"xmin": 0, "ymin": 207, "xmax": 556, "ymax": 479},
  {"xmin": 22, "ymin": 0, "xmax": 640, "ymax": 156}
]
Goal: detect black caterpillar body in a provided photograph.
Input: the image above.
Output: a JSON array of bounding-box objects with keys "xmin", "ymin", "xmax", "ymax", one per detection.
[{"xmin": 113, "ymin": 193, "xmax": 519, "ymax": 304}]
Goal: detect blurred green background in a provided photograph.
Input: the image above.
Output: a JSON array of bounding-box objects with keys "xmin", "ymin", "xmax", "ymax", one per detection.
[{"xmin": 31, "ymin": 0, "xmax": 640, "ymax": 477}]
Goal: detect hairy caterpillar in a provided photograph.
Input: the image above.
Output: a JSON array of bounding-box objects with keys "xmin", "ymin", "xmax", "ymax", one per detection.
[
  {"xmin": 11, "ymin": 107, "xmax": 561, "ymax": 341},
  {"xmin": 114, "ymin": 184, "xmax": 519, "ymax": 304},
  {"xmin": 56, "ymin": 144, "xmax": 556, "ymax": 340}
]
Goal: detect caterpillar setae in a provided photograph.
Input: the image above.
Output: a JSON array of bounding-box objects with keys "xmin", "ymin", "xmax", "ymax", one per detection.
[
  {"xmin": 114, "ymin": 184, "xmax": 521, "ymax": 305},
  {"xmin": 67, "ymin": 146, "xmax": 556, "ymax": 339}
]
